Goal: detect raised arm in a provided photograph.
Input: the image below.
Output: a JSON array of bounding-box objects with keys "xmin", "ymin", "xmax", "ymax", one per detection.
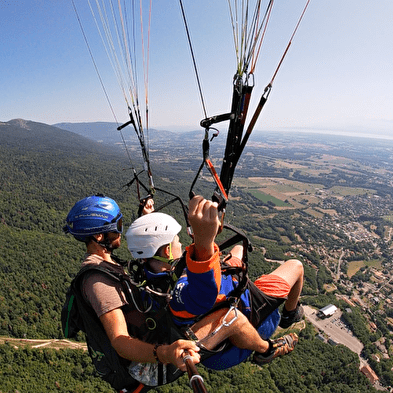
[
  {"xmin": 188, "ymin": 195, "xmax": 220, "ymax": 261},
  {"xmin": 169, "ymin": 196, "xmax": 222, "ymax": 319}
]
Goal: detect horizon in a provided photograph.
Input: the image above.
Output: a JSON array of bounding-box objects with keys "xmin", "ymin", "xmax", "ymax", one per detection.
[{"xmin": 4, "ymin": 117, "xmax": 393, "ymax": 143}]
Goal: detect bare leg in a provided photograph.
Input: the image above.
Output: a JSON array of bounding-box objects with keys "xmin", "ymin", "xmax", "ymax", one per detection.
[
  {"xmin": 229, "ymin": 249, "xmax": 303, "ymax": 312},
  {"xmin": 222, "ymin": 245, "xmax": 243, "ymax": 267},
  {"xmin": 190, "ymin": 308, "xmax": 269, "ymax": 354},
  {"xmin": 269, "ymin": 259, "xmax": 303, "ymax": 311}
]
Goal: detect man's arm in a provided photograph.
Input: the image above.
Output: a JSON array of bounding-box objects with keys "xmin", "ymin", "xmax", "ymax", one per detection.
[
  {"xmin": 188, "ymin": 195, "xmax": 220, "ymax": 261},
  {"xmin": 99, "ymin": 307, "xmax": 200, "ymax": 371},
  {"xmin": 169, "ymin": 196, "xmax": 222, "ymax": 318}
]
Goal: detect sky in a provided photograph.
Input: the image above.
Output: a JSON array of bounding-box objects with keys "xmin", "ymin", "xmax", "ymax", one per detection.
[{"xmin": 1, "ymin": 0, "xmax": 393, "ymax": 139}]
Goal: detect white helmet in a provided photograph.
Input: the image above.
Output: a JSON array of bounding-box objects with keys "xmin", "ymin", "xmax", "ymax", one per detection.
[{"xmin": 125, "ymin": 212, "xmax": 182, "ymax": 259}]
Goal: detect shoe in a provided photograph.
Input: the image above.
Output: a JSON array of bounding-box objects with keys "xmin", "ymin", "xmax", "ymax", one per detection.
[
  {"xmin": 253, "ymin": 333, "xmax": 298, "ymax": 364},
  {"xmin": 279, "ymin": 303, "xmax": 304, "ymax": 328}
]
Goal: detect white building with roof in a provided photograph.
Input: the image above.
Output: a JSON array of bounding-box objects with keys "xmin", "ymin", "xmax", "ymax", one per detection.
[{"xmin": 319, "ymin": 304, "xmax": 337, "ymax": 317}]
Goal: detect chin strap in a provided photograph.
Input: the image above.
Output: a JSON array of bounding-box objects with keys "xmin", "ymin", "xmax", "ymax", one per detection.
[
  {"xmin": 152, "ymin": 242, "xmax": 174, "ymax": 263},
  {"xmin": 91, "ymin": 234, "xmax": 117, "ymax": 253},
  {"xmin": 152, "ymin": 256, "xmax": 172, "ymax": 263}
]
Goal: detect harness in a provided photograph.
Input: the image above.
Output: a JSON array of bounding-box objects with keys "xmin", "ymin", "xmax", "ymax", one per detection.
[
  {"xmin": 62, "ymin": 224, "xmax": 271, "ymax": 391},
  {"xmin": 62, "ymin": 263, "xmax": 148, "ymax": 392},
  {"xmin": 62, "ymin": 258, "xmax": 186, "ymax": 392}
]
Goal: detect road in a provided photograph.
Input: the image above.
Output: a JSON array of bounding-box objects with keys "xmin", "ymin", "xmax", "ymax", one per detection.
[
  {"xmin": 0, "ymin": 337, "xmax": 87, "ymax": 350},
  {"xmin": 336, "ymin": 249, "xmax": 344, "ymax": 280}
]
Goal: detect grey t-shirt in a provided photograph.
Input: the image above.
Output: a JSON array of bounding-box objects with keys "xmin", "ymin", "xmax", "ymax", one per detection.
[
  {"xmin": 80, "ymin": 254, "xmax": 128, "ymax": 318},
  {"xmin": 79, "ymin": 254, "xmax": 171, "ymax": 387}
]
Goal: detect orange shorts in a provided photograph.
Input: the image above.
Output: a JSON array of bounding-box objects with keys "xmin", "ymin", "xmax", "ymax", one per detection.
[
  {"xmin": 223, "ymin": 254, "xmax": 290, "ymax": 299},
  {"xmin": 254, "ymin": 274, "xmax": 290, "ymax": 299}
]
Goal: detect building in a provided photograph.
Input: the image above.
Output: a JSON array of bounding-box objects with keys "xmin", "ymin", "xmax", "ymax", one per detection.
[
  {"xmin": 360, "ymin": 365, "xmax": 379, "ymax": 385},
  {"xmin": 318, "ymin": 304, "xmax": 338, "ymax": 318}
]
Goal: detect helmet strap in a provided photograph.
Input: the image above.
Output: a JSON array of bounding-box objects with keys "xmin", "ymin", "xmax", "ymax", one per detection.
[
  {"xmin": 91, "ymin": 234, "xmax": 116, "ymax": 253},
  {"xmin": 152, "ymin": 243, "xmax": 174, "ymax": 264},
  {"xmin": 152, "ymin": 256, "xmax": 177, "ymax": 269}
]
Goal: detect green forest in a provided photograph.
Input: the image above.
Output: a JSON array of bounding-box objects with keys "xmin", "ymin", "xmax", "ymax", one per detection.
[
  {"xmin": 0, "ymin": 329, "xmax": 373, "ymax": 392},
  {"xmin": 0, "ymin": 120, "xmax": 377, "ymax": 392}
]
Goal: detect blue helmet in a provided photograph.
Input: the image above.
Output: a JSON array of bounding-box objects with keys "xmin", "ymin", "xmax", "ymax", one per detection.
[{"xmin": 64, "ymin": 195, "xmax": 123, "ymax": 242}]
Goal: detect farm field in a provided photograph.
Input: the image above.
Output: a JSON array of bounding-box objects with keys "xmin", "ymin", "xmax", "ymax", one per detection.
[
  {"xmin": 234, "ymin": 172, "xmax": 377, "ymax": 216},
  {"xmin": 347, "ymin": 259, "xmax": 384, "ymax": 278}
]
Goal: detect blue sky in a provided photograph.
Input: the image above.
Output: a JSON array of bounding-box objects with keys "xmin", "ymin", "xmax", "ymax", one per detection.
[{"xmin": 1, "ymin": 0, "xmax": 393, "ymax": 138}]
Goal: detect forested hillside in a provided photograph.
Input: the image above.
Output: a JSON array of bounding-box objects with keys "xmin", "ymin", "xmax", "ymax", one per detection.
[{"xmin": 0, "ymin": 119, "xmax": 376, "ymax": 392}]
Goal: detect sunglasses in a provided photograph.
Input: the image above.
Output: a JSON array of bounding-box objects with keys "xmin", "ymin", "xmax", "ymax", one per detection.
[{"xmin": 105, "ymin": 213, "xmax": 123, "ymax": 234}]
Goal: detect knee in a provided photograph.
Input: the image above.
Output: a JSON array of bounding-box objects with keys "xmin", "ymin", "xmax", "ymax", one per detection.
[
  {"xmin": 228, "ymin": 245, "xmax": 244, "ymax": 262},
  {"xmin": 286, "ymin": 259, "xmax": 304, "ymax": 277},
  {"xmin": 226, "ymin": 308, "xmax": 249, "ymax": 331}
]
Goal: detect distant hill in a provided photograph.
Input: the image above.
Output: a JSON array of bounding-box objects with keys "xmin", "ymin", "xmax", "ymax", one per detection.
[
  {"xmin": 0, "ymin": 118, "xmax": 141, "ymax": 339},
  {"xmin": 53, "ymin": 121, "xmax": 128, "ymax": 145},
  {"xmin": 54, "ymin": 121, "xmax": 203, "ymax": 147},
  {"xmin": 1, "ymin": 118, "xmax": 119, "ymax": 156}
]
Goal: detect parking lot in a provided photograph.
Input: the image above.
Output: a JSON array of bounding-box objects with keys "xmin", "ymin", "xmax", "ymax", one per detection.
[{"xmin": 303, "ymin": 305, "xmax": 364, "ymax": 355}]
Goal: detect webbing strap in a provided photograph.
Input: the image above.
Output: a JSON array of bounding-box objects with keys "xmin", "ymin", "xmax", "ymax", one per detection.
[
  {"xmin": 64, "ymin": 294, "xmax": 75, "ymax": 338},
  {"xmin": 219, "ymin": 82, "xmax": 253, "ymax": 196},
  {"xmin": 189, "ymin": 130, "xmax": 228, "ymax": 210}
]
